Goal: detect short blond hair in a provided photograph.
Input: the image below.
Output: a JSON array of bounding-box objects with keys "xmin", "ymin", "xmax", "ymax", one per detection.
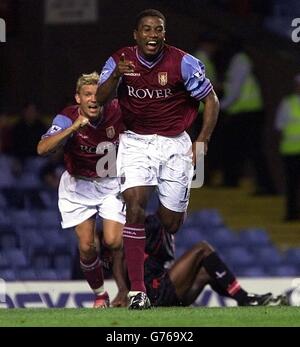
[{"xmin": 76, "ymin": 72, "xmax": 99, "ymax": 93}]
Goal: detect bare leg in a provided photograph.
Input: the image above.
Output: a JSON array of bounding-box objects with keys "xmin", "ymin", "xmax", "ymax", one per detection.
[
  {"xmin": 168, "ymin": 241, "xmax": 214, "ymax": 305},
  {"xmin": 102, "ymin": 219, "xmax": 123, "ymax": 250},
  {"xmin": 157, "ymin": 203, "xmax": 185, "ymax": 234}
]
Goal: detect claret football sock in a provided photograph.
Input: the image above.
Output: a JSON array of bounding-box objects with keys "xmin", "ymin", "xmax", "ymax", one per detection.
[
  {"xmin": 202, "ymin": 252, "xmax": 248, "ymax": 303},
  {"xmin": 123, "ymin": 223, "xmax": 146, "ymax": 293},
  {"xmin": 80, "ymin": 255, "xmax": 104, "ymax": 293}
]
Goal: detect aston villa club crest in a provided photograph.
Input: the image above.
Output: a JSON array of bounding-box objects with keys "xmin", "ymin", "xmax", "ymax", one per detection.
[
  {"xmin": 158, "ymin": 72, "xmax": 168, "ymax": 86},
  {"xmin": 106, "ymin": 126, "xmax": 115, "ymax": 139}
]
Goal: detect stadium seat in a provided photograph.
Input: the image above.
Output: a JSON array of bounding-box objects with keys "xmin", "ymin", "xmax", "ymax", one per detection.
[
  {"xmin": 53, "ymin": 254, "xmax": 73, "ymax": 270},
  {"xmin": 222, "ymin": 246, "xmax": 256, "ymax": 268},
  {"xmin": 41, "ymin": 230, "xmax": 69, "ymax": 253},
  {"xmin": 253, "ymin": 246, "xmax": 282, "ymax": 266},
  {"xmin": 19, "ymin": 230, "xmax": 48, "ymax": 257},
  {"xmin": 0, "ymin": 155, "xmax": 15, "ymax": 188},
  {"xmin": 37, "ymin": 210, "xmax": 61, "ymax": 228},
  {"xmin": 10, "ymin": 210, "xmax": 38, "ymax": 228},
  {"xmin": 0, "ymin": 269, "xmax": 16, "ymax": 281},
  {"xmin": 0, "ymin": 254, "xmax": 9, "ymax": 269},
  {"xmin": 189, "ymin": 209, "xmax": 223, "ymax": 228},
  {"xmin": 55, "ymin": 268, "xmax": 72, "ymax": 280},
  {"xmin": 0, "ymin": 192, "xmax": 7, "ymax": 208},
  {"xmin": 283, "ymin": 248, "xmax": 300, "ymax": 265},
  {"xmin": 175, "ymin": 227, "xmax": 205, "ymax": 248},
  {"xmin": 31, "ymin": 252, "xmax": 52, "ymax": 270},
  {"xmin": 16, "ymin": 267, "xmax": 38, "ymax": 281},
  {"xmin": 0, "ymin": 232, "xmax": 19, "ymax": 249},
  {"xmin": 239, "ymin": 266, "xmax": 267, "ymax": 277},
  {"xmin": 15, "ymin": 172, "xmax": 41, "ymax": 189},
  {"xmin": 0, "ymin": 211, "xmax": 11, "ymax": 225},
  {"xmin": 35, "ymin": 269, "xmax": 58, "ymax": 280},
  {"xmin": 268, "ymin": 265, "xmax": 299, "ymax": 277},
  {"xmin": 209, "ymin": 227, "xmax": 240, "ymax": 249},
  {"xmin": 3, "ymin": 248, "xmax": 29, "ymax": 269},
  {"xmin": 239, "ymin": 228, "xmax": 270, "ymax": 246},
  {"xmin": 23, "ymin": 156, "xmax": 48, "ymax": 174}
]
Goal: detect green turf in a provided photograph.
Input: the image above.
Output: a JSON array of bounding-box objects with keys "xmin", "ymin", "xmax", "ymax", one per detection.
[{"xmin": 0, "ymin": 306, "xmax": 299, "ymax": 327}]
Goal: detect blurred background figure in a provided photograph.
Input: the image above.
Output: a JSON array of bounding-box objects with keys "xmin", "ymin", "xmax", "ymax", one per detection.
[
  {"xmin": 0, "ymin": 111, "xmax": 12, "ymax": 154},
  {"xmin": 275, "ymin": 73, "xmax": 300, "ymax": 221},
  {"xmin": 219, "ymin": 37, "xmax": 276, "ymax": 195},
  {"xmin": 11, "ymin": 102, "xmax": 47, "ymax": 161},
  {"xmin": 190, "ymin": 33, "xmax": 224, "ymax": 186}
]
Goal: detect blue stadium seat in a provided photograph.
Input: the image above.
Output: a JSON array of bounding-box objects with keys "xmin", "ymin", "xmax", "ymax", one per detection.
[
  {"xmin": 222, "ymin": 246, "xmax": 256, "ymax": 268},
  {"xmin": 53, "ymin": 254, "xmax": 73, "ymax": 269},
  {"xmin": 15, "ymin": 172, "xmax": 41, "ymax": 189},
  {"xmin": 3, "ymin": 249, "xmax": 29, "ymax": 269},
  {"xmin": 0, "ymin": 211, "xmax": 11, "ymax": 225},
  {"xmin": 31, "ymin": 253, "xmax": 52, "ymax": 270},
  {"xmin": 10, "ymin": 210, "xmax": 38, "ymax": 228},
  {"xmin": 19, "ymin": 230, "xmax": 48, "ymax": 257},
  {"xmin": 0, "ymin": 192, "xmax": 7, "ymax": 208},
  {"xmin": 189, "ymin": 209, "xmax": 223, "ymax": 228},
  {"xmin": 16, "ymin": 267, "xmax": 38, "ymax": 281},
  {"xmin": 0, "ymin": 269, "xmax": 16, "ymax": 281},
  {"xmin": 0, "ymin": 254, "xmax": 9, "ymax": 269},
  {"xmin": 239, "ymin": 228, "xmax": 270, "ymax": 246},
  {"xmin": 38, "ymin": 210, "xmax": 61, "ymax": 228},
  {"xmin": 175, "ymin": 227, "xmax": 205, "ymax": 248},
  {"xmin": 268, "ymin": 265, "xmax": 299, "ymax": 277},
  {"xmin": 253, "ymin": 246, "xmax": 282, "ymax": 266},
  {"xmin": 23, "ymin": 156, "xmax": 48, "ymax": 174},
  {"xmin": 239, "ymin": 266, "xmax": 267, "ymax": 277},
  {"xmin": 55, "ymin": 269, "xmax": 72, "ymax": 280},
  {"xmin": 35, "ymin": 269, "xmax": 58, "ymax": 280},
  {"xmin": 41, "ymin": 230, "xmax": 69, "ymax": 253},
  {"xmin": 283, "ymin": 248, "xmax": 300, "ymax": 265},
  {"xmin": 209, "ymin": 227, "xmax": 240, "ymax": 249},
  {"xmin": 0, "ymin": 232, "xmax": 19, "ymax": 249},
  {"xmin": 38, "ymin": 190, "xmax": 59, "ymax": 210},
  {"xmin": 0, "ymin": 155, "xmax": 15, "ymax": 188}
]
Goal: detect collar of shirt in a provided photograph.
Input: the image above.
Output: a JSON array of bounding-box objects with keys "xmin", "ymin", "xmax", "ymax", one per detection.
[{"xmin": 135, "ymin": 46, "xmax": 164, "ymax": 69}]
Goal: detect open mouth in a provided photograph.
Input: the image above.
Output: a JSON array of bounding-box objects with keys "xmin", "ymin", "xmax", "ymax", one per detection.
[
  {"xmin": 88, "ymin": 105, "xmax": 99, "ymax": 113},
  {"xmin": 146, "ymin": 41, "xmax": 158, "ymax": 51}
]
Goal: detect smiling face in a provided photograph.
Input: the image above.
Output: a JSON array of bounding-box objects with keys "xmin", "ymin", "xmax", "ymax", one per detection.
[
  {"xmin": 75, "ymin": 84, "xmax": 102, "ymax": 119},
  {"xmin": 134, "ymin": 16, "xmax": 166, "ymax": 60}
]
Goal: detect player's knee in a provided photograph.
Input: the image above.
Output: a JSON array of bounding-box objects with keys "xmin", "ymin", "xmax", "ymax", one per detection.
[
  {"xmin": 78, "ymin": 241, "xmax": 97, "ymax": 260},
  {"xmin": 103, "ymin": 234, "xmax": 122, "ymax": 250},
  {"xmin": 196, "ymin": 241, "xmax": 215, "ymax": 256},
  {"xmin": 163, "ymin": 219, "xmax": 182, "ymax": 234}
]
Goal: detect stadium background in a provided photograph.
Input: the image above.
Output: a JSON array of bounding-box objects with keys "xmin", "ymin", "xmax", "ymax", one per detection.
[{"xmin": 1, "ymin": 0, "xmax": 300, "ymax": 311}]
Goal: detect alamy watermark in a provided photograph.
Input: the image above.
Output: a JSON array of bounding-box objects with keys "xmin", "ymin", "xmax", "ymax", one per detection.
[
  {"xmin": 0, "ymin": 18, "xmax": 6, "ymax": 43},
  {"xmin": 291, "ymin": 18, "xmax": 300, "ymax": 43},
  {"xmin": 94, "ymin": 140, "xmax": 205, "ymax": 188}
]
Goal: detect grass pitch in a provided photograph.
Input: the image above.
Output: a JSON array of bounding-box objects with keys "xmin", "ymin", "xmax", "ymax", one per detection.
[{"xmin": 0, "ymin": 306, "xmax": 299, "ymax": 327}]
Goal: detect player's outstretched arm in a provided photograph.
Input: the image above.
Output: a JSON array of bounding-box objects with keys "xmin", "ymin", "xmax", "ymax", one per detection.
[
  {"xmin": 37, "ymin": 115, "xmax": 89, "ymax": 156},
  {"xmin": 97, "ymin": 53, "xmax": 135, "ymax": 105}
]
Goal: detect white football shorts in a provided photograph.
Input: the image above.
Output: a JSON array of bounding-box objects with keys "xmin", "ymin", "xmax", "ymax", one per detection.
[
  {"xmin": 117, "ymin": 131, "xmax": 194, "ymax": 212},
  {"xmin": 58, "ymin": 171, "xmax": 125, "ymax": 228}
]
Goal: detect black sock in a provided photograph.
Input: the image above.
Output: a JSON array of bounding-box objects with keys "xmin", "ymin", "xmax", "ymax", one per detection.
[{"xmin": 202, "ymin": 252, "xmax": 248, "ymax": 304}]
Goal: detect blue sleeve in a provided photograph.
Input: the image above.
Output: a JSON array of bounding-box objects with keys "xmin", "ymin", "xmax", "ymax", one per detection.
[
  {"xmin": 181, "ymin": 54, "xmax": 213, "ymax": 100},
  {"xmin": 99, "ymin": 57, "xmax": 117, "ymax": 84},
  {"xmin": 42, "ymin": 114, "xmax": 73, "ymax": 138}
]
